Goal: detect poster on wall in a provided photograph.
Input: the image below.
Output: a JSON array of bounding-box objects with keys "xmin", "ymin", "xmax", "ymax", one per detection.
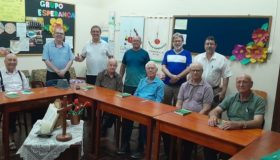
[
  {"xmin": 0, "ymin": 0, "xmax": 26, "ymax": 22},
  {"xmin": 143, "ymin": 17, "xmax": 172, "ymax": 62},
  {"xmin": 117, "ymin": 16, "xmax": 145, "ymax": 60}
]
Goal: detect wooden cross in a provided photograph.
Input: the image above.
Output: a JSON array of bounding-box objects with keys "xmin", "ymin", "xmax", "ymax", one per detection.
[{"xmin": 56, "ymin": 95, "xmax": 73, "ymax": 142}]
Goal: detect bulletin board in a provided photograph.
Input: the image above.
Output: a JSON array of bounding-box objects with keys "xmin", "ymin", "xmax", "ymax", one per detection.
[
  {"xmin": 0, "ymin": 0, "xmax": 75, "ymax": 55},
  {"xmin": 173, "ymin": 16, "xmax": 271, "ymax": 56}
]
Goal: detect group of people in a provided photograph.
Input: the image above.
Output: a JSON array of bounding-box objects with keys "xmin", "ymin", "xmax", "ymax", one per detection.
[{"xmin": 0, "ymin": 25, "xmax": 265, "ymax": 160}]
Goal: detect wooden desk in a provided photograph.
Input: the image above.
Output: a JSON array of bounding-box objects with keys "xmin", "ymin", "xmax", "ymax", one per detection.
[
  {"xmin": 76, "ymin": 86, "xmax": 176, "ymax": 160},
  {"xmin": 152, "ymin": 112, "xmax": 263, "ymax": 160},
  {"xmin": 230, "ymin": 131, "xmax": 280, "ymax": 160},
  {"xmin": 0, "ymin": 87, "xmax": 75, "ymax": 160}
]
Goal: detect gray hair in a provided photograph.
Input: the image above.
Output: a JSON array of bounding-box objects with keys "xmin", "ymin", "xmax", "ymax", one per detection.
[
  {"xmin": 145, "ymin": 61, "xmax": 158, "ymax": 70},
  {"xmin": 172, "ymin": 32, "xmax": 184, "ymax": 41}
]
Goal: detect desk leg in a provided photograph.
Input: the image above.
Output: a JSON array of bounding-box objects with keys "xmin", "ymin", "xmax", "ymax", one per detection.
[
  {"xmin": 145, "ymin": 120, "xmax": 153, "ymax": 160},
  {"xmin": 94, "ymin": 104, "xmax": 101, "ymax": 157},
  {"xmin": 152, "ymin": 121, "xmax": 160, "ymax": 160},
  {"xmin": 91, "ymin": 101, "xmax": 97, "ymax": 153},
  {"xmin": 3, "ymin": 109, "xmax": 10, "ymax": 160}
]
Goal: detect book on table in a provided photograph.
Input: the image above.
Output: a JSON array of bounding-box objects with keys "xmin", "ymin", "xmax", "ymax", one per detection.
[{"xmin": 174, "ymin": 109, "xmax": 192, "ymax": 116}]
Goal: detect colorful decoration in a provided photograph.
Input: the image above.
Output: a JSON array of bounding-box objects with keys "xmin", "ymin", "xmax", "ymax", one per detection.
[
  {"xmin": 230, "ymin": 23, "xmax": 270, "ymax": 65},
  {"xmin": 44, "ymin": 18, "xmax": 69, "ymax": 34}
]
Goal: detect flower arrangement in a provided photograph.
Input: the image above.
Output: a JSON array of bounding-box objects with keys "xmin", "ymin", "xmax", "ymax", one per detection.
[
  {"xmin": 68, "ymin": 98, "xmax": 91, "ymax": 115},
  {"xmin": 44, "ymin": 18, "xmax": 69, "ymax": 34},
  {"xmin": 230, "ymin": 23, "xmax": 270, "ymax": 65}
]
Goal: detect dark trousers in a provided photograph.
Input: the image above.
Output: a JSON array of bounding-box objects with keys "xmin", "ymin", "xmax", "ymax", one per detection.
[
  {"xmin": 46, "ymin": 71, "xmax": 70, "ymax": 82},
  {"xmin": 102, "ymin": 113, "xmax": 116, "ymax": 128},
  {"xmin": 120, "ymin": 85, "xmax": 137, "ymax": 150},
  {"xmin": 204, "ymin": 147, "xmax": 231, "ymax": 160},
  {"xmin": 86, "ymin": 75, "xmax": 97, "ymax": 85},
  {"xmin": 9, "ymin": 113, "xmax": 16, "ymax": 134},
  {"xmin": 181, "ymin": 140, "xmax": 195, "ymax": 160},
  {"xmin": 138, "ymin": 124, "xmax": 147, "ymax": 152}
]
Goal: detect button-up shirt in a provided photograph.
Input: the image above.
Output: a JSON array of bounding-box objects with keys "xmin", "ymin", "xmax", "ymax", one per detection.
[
  {"xmin": 0, "ymin": 68, "xmax": 30, "ymax": 92},
  {"xmin": 134, "ymin": 77, "xmax": 164, "ymax": 103},
  {"xmin": 95, "ymin": 70, "xmax": 123, "ymax": 92}
]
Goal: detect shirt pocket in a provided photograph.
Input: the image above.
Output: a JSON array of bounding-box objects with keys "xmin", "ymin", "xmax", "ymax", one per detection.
[{"xmin": 193, "ymin": 92, "xmax": 203, "ymax": 102}]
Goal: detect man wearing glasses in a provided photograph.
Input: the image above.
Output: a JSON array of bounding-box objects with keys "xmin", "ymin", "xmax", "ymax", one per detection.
[
  {"xmin": 42, "ymin": 27, "xmax": 74, "ymax": 82},
  {"xmin": 176, "ymin": 62, "xmax": 214, "ymax": 160}
]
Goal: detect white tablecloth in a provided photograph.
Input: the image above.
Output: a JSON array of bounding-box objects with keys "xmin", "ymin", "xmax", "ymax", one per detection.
[{"xmin": 17, "ymin": 120, "xmax": 84, "ymax": 160}]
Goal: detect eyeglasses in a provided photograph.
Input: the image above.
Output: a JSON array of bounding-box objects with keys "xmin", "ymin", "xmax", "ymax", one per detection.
[
  {"xmin": 191, "ymin": 69, "xmax": 202, "ymax": 72},
  {"xmin": 55, "ymin": 32, "xmax": 64, "ymax": 35}
]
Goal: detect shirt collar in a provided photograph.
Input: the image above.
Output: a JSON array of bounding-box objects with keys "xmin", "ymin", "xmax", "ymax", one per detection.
[
  {"xmin": 4, "ymin": 68, "xmax": 17, "ymax": 74},
  {"xmin": 189, "ymin": 79, "xmax": 204, "ymax": 86},
  {"xmin": 237, "ymin": 92, "xmax": 254, "ymax": 102},
  {"xmin": 104, "ymin": 70, "xmax": 117, "ymax": 78},
  {"xmin": 53, "ymin": 40, "xmax": 64, "ymax": 48},
  {"xmin": 145, "ymin": 76, "xmax": 158, "ymax": 83},
  {"xmin": 90, "ymin": 39, "xmax": 101, "ymax": 44},
  {"xmin": 202, "ymin": 52, "xmax": 217, "ymax": 61}
]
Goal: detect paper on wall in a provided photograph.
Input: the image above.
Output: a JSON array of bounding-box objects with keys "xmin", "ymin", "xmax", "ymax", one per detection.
[{"xmin": 174, "ymin": 19, "xmax": 188, "ymax": 30}]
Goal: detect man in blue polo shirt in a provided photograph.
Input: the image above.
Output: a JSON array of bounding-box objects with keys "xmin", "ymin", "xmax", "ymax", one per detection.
[
  {"xmin": 42, "ymin": 27, "xmax": 74, "ymax": 82},
  {"xmin": 161, "ymin": 32, "xmax": 192, "ymax": 158},
  {"xmin": 130, "ymin": 61, "xmax": 164, "ymax": 159}
]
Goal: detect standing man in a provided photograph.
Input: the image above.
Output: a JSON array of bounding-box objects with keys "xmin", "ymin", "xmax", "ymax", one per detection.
[
  {"xmin": 161, "ymin": 32, "xmax": 192, "ymax": 157},
  {"xmin": 117, "ymin": 36, "xmax": 150, "ymax": 154},
  {"xmin": 75, "ymin": 25, "xmax": 113, "ymax": 85},
  {"xmin": 42, "ymin": 27, "xmax": 74, "ymax": 82},
  {"xmin": 0, "ymin": 54, "xmax": 30, "ymax": 150},
  {"xmin": 95, "ymin": 58, "xmax": 123, "ymax": 136},
  {"xmin": 194, "ymin": 36, "xmax": 232, "ymax": 106},
  {"xmin": 176, "ymin": 62, "xmax": 213, "ymax": 160},
  {"xmin": 206, "ymin": 74, "xmax": 265, "ymax": 160}
]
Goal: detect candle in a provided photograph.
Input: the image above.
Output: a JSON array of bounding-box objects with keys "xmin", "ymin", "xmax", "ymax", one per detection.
[{"xmin": 40, "ymin": 120, "xmax": 51, "ymax": 134}]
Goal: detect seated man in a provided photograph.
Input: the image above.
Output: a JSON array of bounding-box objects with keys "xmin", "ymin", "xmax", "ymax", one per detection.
[
  {"xmin": 206, "ymin": 73, "xmax": 266, "ymax": 160},
  {"xmin": 0, "ymin": 53, "xmax": 30, "ymax": 150},
  {"xmin": 130, "ymin": 61, "xmax": 164, "ymax": 159},
  {"xmin": 95, "ymin": 58, "xmax": 123, "ymax": 136},
  {"xmin": 176, "ymin": 62, "xmax": 214, "ymax": 160}
]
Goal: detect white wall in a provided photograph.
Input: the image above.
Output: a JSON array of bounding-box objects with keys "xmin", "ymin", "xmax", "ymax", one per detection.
[{"xmin": 1, "ymin": 0, "xmax": 279, "ymax": 130}]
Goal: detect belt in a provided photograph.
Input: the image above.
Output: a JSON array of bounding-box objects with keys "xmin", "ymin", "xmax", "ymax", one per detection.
[{"xmin": 212, "ymin": 86, "xmax": 219, "ymax": 90}]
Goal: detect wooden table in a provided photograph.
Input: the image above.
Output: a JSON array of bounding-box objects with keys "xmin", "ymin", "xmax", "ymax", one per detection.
[
  {"xmin": 76, "ymin": 86, "xmax": 177, "ymax": 160},
  {"xmin": 230, "ymin": 131, "xmax": 280, "ymax": 160},
  {"xmin": 0, "ymin": 87, "xmax": 75, "ymax": 160},
  {"xmin": 152, "ymin": 112, "xmax": 264, "ymax": 160}
]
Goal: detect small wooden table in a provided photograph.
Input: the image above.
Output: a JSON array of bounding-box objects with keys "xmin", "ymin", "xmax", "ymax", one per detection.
[
  {"xmin": 0, "ymin": 87, "xmax": 75, "ymax": 160},
  {"xmin": 152, "ymin": 112, "xmax": 264, "ymax": 160},
  {"xmin": 76, "ymin": 86, "xmax": 177, "ymax": 160},
  {"xmin": 230, "ymin": 131, "xmax": 280, "ymax": 160}
]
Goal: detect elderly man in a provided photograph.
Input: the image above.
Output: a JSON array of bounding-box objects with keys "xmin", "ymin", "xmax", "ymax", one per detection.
[
  {"xmin": 161, "ymin": 33, "xmax": 192, "ymax": 157},
  {"xmin": 173, "ymin": 63, "xmax": 214, "ymax": 159},
  {"xmin": 194, "ymin": 36, "xmax": 232, "ymax": 106},
  {"xmin": 42, "ymin": 27, "xmax": 74, "ymax": 82},
  {"xmin": 117, "ymin": 36, "xmax": 150, "ymax": 155},
  {"xmin": 130, "ymin": 61, "xmax": 164, "ymax": 159},
  {"xmin": 95, "ymin": 58, "xmax": 123, "ymax": 136},
  {"xmin": 206, "ymin": 74, "xmax": 265, "ymax": 160},
  {"xmin": 0, "ymin": 54, "xmax": 30, "ymax": 150},
  {"xmin": 75, "ymin": 25, "xmax": 113, "ymax": 84}
]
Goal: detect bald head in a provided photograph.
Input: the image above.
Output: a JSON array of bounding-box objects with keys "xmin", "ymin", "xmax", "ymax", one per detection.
[
  {"xmin": 236, "ymin": 73, "xmax": 253, "ymax": 94},
  {"xmin": 190, "ymin": 62, "xmax": 203, "ymax": 71},
  {"xmin": 4, "ymin": 53, "xmax": 18, "ymax": 72},
  {"xmin": 107, "ymin": 58, "xmax": 118, "ymax": 74}
]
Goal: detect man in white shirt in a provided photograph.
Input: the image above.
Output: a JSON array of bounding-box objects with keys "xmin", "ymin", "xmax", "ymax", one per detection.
[
  {"xmin": 193, "ymin": 36, "xmax": 232, "ymax": 106},
  {"xmin": 0, "ymin": 53, "xmax": 30, "ymax": 150},
  {"xmin": 75, "ymin": 25, "xmax": 113, "ymax": 84}
]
